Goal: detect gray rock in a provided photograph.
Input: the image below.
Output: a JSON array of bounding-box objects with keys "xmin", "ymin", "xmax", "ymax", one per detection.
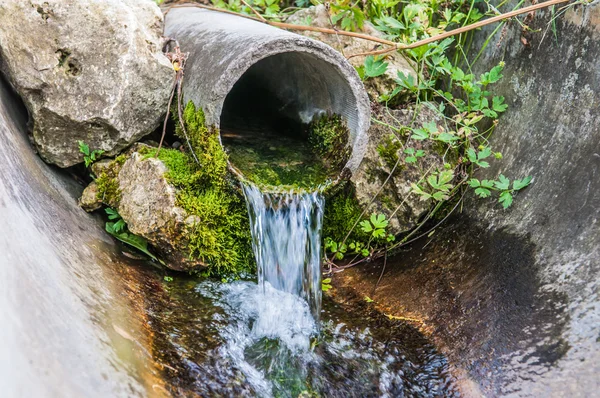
[
  {"xmin": 78, "ymin": 181, "xmax": 102, "ymax": 212},
  {"xmin": 90, "ymin": 159, "xmax": 113, "ymax": 177},
  {"xmin": 351, "ymin": 104, "xmax": 443, "ymax": 234},
  {"xmin": 287, "ymin": 5, "xmax": 417, "ymax": 99},
  {"xmin": 0, "ymin": 0, "xmax": 174, "ymax": 168},
  {"xmin": 116, "ymin": 151, "xmax": 203, "ymax": 270}
]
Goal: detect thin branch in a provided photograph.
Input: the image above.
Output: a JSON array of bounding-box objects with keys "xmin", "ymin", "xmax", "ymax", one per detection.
[
  {"xmin": 372, "ymin": 247, "xmax": 387, "ymax": 297},
  {"xmin": 348, "ymin": 0, "xmax": 572, "ymax": 58},
  {"xmin": 240, "ymin": 0, "xmax": 266, "ymax": 21},
  {"xmin": 167, "ymin": 0, "xmax": 572, "ymax": 60},
  {"xmin": 157, "ymin": 80, "xmax": 177, "ymax": 155}
]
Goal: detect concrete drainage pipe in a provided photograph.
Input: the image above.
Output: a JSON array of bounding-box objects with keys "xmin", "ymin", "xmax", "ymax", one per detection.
[{"xmin": 164, "ymin": 7, "xmax": 370, "ymax": 175}]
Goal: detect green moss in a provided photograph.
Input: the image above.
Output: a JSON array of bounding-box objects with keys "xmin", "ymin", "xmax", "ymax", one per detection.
[
  {"xmin": 150, "ymin": 102, "xmax": 254, "ymax": 277},
  {"xmin": 377, "ymin": 134, "xmax": 402, "ymax": 170},
  {"xmin": 225, "ymin": 138, "xmax": 330, "ymax": 191},
  {"xmin": 308, "ymin": 113, "xmax": 351, "ymax": 171},
  {"xmin": 323, "ymin": 184, "xmax": 368, "ymax": 243},
  {"xmin": 95, "ymin": 160, "xmax": 123, "ymax": 208}
]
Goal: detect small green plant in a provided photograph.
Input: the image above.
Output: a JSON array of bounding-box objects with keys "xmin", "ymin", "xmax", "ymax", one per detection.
[
  {"xmin": 325, "ymin": 213, "xmax": 394, "ymax": 263},
  {"xmin": 321, "ymin": 277, "xmax": 333, "ymax": 292},
  {"xmin": 469, "ymin": 174, "xmax": 532, "ymax": 209},
  {"xmin": 163, "ymin": 275, "xmax": 173, "ymax": 282},
  {"xmin": 78, "ymin": 140, "xmax": 104, "ymax": 168},
  {"xmin": 105, "ymin": 208, "xmax": 162, "ymax": 263},
  {"xmin": 361, "ymin": 55, "xmax": 388, "ymax": 79}
]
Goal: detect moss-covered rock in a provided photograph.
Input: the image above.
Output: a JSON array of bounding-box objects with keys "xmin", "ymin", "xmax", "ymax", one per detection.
[{"xmin": 81, "ymin": 103, "xmax": 255, "ymax": 276}]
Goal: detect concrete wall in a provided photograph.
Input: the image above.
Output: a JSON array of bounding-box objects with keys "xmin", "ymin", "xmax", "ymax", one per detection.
[{"xmin": 335, "ymin": 3, "xmax": 600, "ymax": 396}]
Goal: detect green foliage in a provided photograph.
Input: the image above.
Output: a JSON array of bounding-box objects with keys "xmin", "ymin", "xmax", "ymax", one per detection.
[
  {"xmin": 363, "ymin": 55, "xmax": 388, "ymax": 79},
  {"xmin": 376, "ymin": 134, "xmax": 402, "ymax": 169},
  {"xmin": 321, "ymin": 277, "xmax": 333, "ymax": 292},
  {"xmin": 469, "ymin": 174, "xmax": 532, "ymax": 209},
  {"xmin": 212, "ymin": 0, "xmax": 283, "ymax": 20},
  {"xmin": 322, "ymin": 187, "xmax": 367, "ymax": 243},
  {"xmin": 78, "ymin": 140, "xmax": 104, "ymax": 168},
  {"xmin": 325, "ymin": 213, "xmax": 394, "ymax": 261},
  {"xmin": 411, "ymin": 170, "xmax": 454, "ymax": 201},
  {"xmin": 104, "ymin": 208, "xmax": 162, "ymax": 263}
]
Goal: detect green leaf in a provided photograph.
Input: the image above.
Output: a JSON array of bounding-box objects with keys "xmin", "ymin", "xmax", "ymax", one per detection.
[
  {"xmin": 411, "ymin": 128, "xmax": 429, "ymax": 140},
  {"xmin": 492, "ymin": 96, "xmax": 508, "ymax": 113},
  {"xmin": 478, "ymin": 147, "xmax": 492, "ymax": 160},
  {"xmin": 364, "ymin": 55, "xmax": 388, "ymax": 78},
  {"xmin": 105, "ymin": 207, "xmax": 120, "ymax": 220},
  {"xmin": 494, "ymin": 174, "xmax": 510, "ymax": 190},
  {"xmin": 359, "ymin": 219, "xmax": 373, "ymax": 233},
  {"xmin": 467, "ymin": 148, "xmax": 478, "ymax": 163},
  {"xmin": 361, "ymin": 248, "xmax": 370, "ymax": 257},
  {"xmin": 468, "ymin": 178, "xmax": 481, "ymax": 188},
  {"xmin": 405, "ymin": 156, "xmax": 417, "ymax": 164},
  {"xmin": 438, "ymin": 170, "xmax": 454, "ymax": 185},
  {"xmin": 432, "ymin": 191, "xmax": 449, "ymax": 201},
  {"xmin": 513, "ymin": 175, "xmax": 533, "ymax": 191},
  {"xmin": 481, "ymin": 180, "xmax": 495, "ymax": 189},
  {"xmin": 105, "ymin": 223, "xmax": 160, "ymax": 263},
  {"xmin": 451, "ymin": 67, "xmax": 465, "ymax": 81},
  {"xmin": 499, "ymin": 191, "xmax": 513, "ymax": 208},
  {"xmin": 437, "ymin": 132, "xmax": 459, "ymax": 143},
  {"xmin": 475, "ymin": 187, "xmax": 491, "ymax": 198},
  {"xmin": 364, "ymin": 296, "xmax": 374, "ymax": 303},
  {"xmin": 381, "ymin": 16, "xmax": 405, "ymax": 30},
  {"xmin": 373, "ymin": 229, "xmax": 386, "ymax": 239},
  {"xmin": 370, "ymin": 214, "xmax": 388, "ymax": 229},
  {"xmin": 113, "ymin": 219, "xmax": 126, "ymax": 233},
  {"xmin": 78, "ymin": 140, "xmax": 90, "ymax": 156}
]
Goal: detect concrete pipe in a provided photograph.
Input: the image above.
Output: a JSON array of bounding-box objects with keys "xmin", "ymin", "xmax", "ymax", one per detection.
[{"xmin": 164, "ymin": 7, "xmax": 370, "ymax": 175}]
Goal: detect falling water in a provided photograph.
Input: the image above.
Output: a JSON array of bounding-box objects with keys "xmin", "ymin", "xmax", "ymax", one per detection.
[
  {"xmin": 242, "ymin": 183, "xmax": 325, "ymax": 322},
  {"xmin": 147, "ymin": 183, "xmax": 458, "ymax": 397}
]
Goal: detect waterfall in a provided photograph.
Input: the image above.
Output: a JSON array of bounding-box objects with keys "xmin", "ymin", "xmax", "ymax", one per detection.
[{"xmin": 242, "ymin": 183, "xmax": 325, "ymax": 322}]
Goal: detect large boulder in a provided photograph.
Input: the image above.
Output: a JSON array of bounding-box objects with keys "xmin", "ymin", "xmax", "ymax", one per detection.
[{"xmin": 0, "ymin": 0, "xmax": 173, "ymax": 167}]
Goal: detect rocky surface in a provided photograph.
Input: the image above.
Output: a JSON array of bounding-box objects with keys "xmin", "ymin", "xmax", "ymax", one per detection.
[
  {"xmin": 287, "ymin": 5, "xmax": 417, "ymax": 99},
  {"xmin": 0, "ymin": 0, "xmax": 173, "ymax": 167},
  {"xmin": 351, "ymin": 104, "xmax": 443, "ymax": 234},
  {"xmin": 92, "ymin": 149, "xmax": 204, "ymax": 271},
  {"xmin": 78, "ymin": 181, "xmax": 102, "ymax": 212}
]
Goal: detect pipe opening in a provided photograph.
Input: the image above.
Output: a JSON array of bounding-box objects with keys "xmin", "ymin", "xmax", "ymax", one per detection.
[{"xmin": 220, "ymin": 52, "xmax": 357, "ymax": 190}]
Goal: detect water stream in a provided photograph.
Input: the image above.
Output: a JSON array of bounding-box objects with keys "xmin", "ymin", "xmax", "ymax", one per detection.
[
  {"xmin": 242, "ymin": 183, "xmax": 324, "ymax": 322},
  {"xmin": 146, "ymin": 183, "xmax": 458, "ymax": 396}
]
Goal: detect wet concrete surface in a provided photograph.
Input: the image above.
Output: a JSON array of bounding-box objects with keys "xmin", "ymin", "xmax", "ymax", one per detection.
[
  {"xmin": 0, "ymin": 73, "xmax": 167, "ymax": 396},
  {"xmin": 332, "ymin": 216, "xmax": 571, "ymax": 396}
]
